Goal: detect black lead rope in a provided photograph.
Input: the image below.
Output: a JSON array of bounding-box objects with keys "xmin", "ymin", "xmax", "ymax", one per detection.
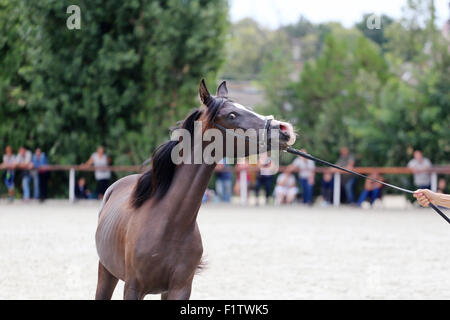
[{"xmin": 285, "ymin": 146, "xmax": 450, "ymax": 224}]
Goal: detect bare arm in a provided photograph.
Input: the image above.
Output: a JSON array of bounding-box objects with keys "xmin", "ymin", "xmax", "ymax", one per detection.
[
  {"xmin": 345, "ymin": 159, "xmax": 355, "ymax": 170},
  {"xmin": 84, "ymin": 156, "xmax": 94, "ymax": 167},
  {"xmin": 414, "ymin": 189, "xmax": 450, "ymax": 209},
  {"xmin": 16, "ymin": 157, "xmax": 33, "ymax": 170},
  {"xmin": 308, "ymin": 162, "xmax": 315, "ymax": 184}
]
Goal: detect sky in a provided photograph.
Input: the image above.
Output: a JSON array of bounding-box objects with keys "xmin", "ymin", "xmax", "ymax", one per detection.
[{"xmin": 230, "ymin": 0, "xmax": 449, "ymax": 29}]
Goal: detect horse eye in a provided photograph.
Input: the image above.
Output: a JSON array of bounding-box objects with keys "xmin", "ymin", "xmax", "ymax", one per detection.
[{"xmin": 228, "ymin": 113, "xmax": 237, "ymax": 120}]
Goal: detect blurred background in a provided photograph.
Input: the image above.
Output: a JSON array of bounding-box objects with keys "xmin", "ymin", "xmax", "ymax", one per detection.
[{"xmin": 0, "ymin": 0, "xmax": 449, "ymax": 200}]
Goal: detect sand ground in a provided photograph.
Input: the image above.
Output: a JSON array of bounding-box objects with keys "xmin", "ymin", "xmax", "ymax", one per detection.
[{"xmin": 0, "ymin": 201, "xmax": 449, "ymax": 299}]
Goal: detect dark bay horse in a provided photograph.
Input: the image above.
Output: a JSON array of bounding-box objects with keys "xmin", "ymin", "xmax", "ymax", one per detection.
[{"xmin": 95, "ymin": 80, "xmax": 296, "ymax": 300}]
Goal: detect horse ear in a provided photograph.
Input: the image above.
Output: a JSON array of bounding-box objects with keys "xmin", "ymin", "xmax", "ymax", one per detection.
[
  {"xmin": 199, "ymin": 79, "xmax": 211, "ymax": 105},
  {"xmin": 216, "ymin": 80, "xmax": 228, "ymax": 97}
]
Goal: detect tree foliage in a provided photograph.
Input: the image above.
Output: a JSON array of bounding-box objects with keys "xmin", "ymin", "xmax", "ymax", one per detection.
[
  {"xmin": 221, "ymin": 18, "xmax": 291, "ymax": 80},
  {"xmin": 259, "ymin": 0, "xmax": 449, "ymax": 172},
  {"xmin": 1, "ymin": 0, "xmax": 228, "ymax": 167}
]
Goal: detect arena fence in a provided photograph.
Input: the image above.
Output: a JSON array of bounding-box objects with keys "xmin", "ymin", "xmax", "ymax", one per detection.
[{"xmin": 2, "ymin": 165, "xmax": 448, "ymax": 205}]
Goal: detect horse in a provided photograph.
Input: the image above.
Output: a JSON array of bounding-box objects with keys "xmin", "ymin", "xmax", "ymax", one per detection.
[{"xmin": 94, "ymin": 79, "xmax": 296, "ymax": 300}]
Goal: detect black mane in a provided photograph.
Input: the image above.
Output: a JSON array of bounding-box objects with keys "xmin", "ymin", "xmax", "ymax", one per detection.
[{"xmin": 130, "ymin": 96, "xmax": 227, "ymax": 209}]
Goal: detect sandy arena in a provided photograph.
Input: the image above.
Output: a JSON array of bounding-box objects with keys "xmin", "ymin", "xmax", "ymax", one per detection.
[{"xmin": 0, "ymin": 201, "xmax": 449, "ymax": 300}]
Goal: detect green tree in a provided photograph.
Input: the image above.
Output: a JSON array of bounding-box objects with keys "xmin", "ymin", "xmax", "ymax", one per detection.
[
  {"xmin": 351, "ymin": 40, "xmax": 450, "ymax": 167},
  {"xmin": 0, "ymin": 0, "xmax": 33, "ymax": 148},
  {"xmin": 284, "ymin": 33, "xmax": 389, "ymax": 161},
  {"xmin": 0, "ymin": 0, "xmax": 228, "ymax": 196},
  {"xmin": 222, "ymin": 18, "xmax": 268, "ymax": 80},
  {"xmin": 1, "ymin": 0, "xmax": 228, "ymax": 164},
  {"xmin": 222, "ymin": 18, "xmax": 291, "ymax": 80}
]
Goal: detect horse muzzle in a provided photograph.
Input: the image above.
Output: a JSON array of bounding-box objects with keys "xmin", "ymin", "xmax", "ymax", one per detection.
[{"xmin": 269, "ymin": 120, "xmax": 296, "ymax": 148}]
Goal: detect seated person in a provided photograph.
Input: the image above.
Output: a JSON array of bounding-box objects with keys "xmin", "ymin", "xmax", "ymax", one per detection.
[
  {"xmin": 75, "ymin": 177, "xmax": 91, "ymax": 199},
  {"xmin": 437, "ymin": 178, "xmax": 447, "ymax": 194},
  {"xmin": 274, "ymin": 168, "xmax": 298, "ymax": 204},
  {"xmin": 357, "ymin": 173, "xmax": 383, "ymax": 206}
]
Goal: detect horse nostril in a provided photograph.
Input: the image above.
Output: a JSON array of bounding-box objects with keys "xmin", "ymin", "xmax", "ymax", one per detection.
[{"xmin": 278, "ymin": 124, "xmax": 290, "ymax": 139}]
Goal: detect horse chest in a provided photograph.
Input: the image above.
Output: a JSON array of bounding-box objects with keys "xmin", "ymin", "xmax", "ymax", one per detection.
[
  {"xmin": 134, "ymin": 228, "xmax": 203, "ymax": 293},
  {"xmin": 136, "ymin": 229, "xmax": 203, "ymax": 268}
]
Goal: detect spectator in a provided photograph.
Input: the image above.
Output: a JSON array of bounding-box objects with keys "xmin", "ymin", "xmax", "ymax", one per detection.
[
  {"xmin": 15, "ymin": 147, "xmax": 33, "ymax": 201},
  {"xmin": 234, "ymin": 160, "xmax": 250, "ymax": 197},
  {"xmin": 274, "ymin": 168, "xmax": 298, "ymax": 204},
  {"xmin": 291, "ymin": 149, "xmax": 315, "ymax": 205},
  {"xmin": 254, "ymin": 154, "xmax": 276, "ymax": 205},
  {"xmin": 1, "ymin": 146, "xmax": 16, "ymax": 202},
  {"xmin": 321, "ymin": 171, "xmax": 334, "ymax": 206},
  {"xmin": 437, "ymin": 178, "xmax": 447, "ymax": 194},
  {"xmin": 335, "ymin": 147, "xmax": 356, "ymax": 204},
  {"xmin": 215, "ymin": 159, "xmax": 233, "ymax": 203},
  {"xmin": 83, "ymin": 146, "xmax": 111, "ymax": 199},
  {"xmin": 31, "ymin": 148, "xmax": 48, "ymax": 201},
  {"xmin": 407, "ymin": 150, "xmax": 432, "ymax": 189},
  {"xmin": 357, "ymin": 172, "xmax": 383, "ymax": 207},
  {"xmin": 75, "ymin": 177, "xmax": 91, "ymax": 199}
]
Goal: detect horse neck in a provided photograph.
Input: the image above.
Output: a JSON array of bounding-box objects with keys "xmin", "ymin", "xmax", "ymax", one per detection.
[{"xmin": 165, "ymin": 144, "xmax": 217, "ymax": 231}]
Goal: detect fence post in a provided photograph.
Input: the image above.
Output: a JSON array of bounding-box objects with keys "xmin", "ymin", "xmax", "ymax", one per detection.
[
  {"xmin": 240, "ymin": 170, "xmax": 247, "ymax": 205},
  {"xmin": 431, "ymin": 172, "xmax": 438, "ymax": 192},
  {"xmin": 333, "ymin": 172, "xmax": 341, "ymax": 206},
  {"xmin": 69, "ymin": 168, "xmax": 75, "ymax": 203}
]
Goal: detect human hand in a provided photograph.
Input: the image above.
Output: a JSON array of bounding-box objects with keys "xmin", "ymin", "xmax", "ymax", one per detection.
[{"xmin": 413, "ymin": 189, "xmax": 436, "ymax": 207}]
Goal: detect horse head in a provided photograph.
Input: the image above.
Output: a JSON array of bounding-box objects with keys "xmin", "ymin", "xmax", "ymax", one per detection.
[{"xmin": 198, "ymin": 79, "xmax": 296, "ymax": 158}]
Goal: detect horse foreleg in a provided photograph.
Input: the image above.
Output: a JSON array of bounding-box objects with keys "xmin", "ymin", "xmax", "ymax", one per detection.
[
  {"xmin": 165, "ymin": 279, "xmax": 193, "ymax": 300},
  {"xmin": 123, "ymin": 280, "xmax": 145, "ymax": 300},
  {"xmin": 95, "ymin": 261, "xmax": 118, "ymax": 300}
]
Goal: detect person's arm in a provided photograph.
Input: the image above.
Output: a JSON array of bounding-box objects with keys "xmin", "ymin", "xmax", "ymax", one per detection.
[
  {"xmin": 308, "ymin": 161, "xmax": 315, "ymax": 185},
  {"xmin": 27, "ymin": 153, "xmax": 33, "ymax": 170},
  {"xmin": 16, "ymin": 154, "xmax": 33, "ymax": 170},
  {"xmin": 414, "ymin": 189, "xmax": 450, "ymax": 209},
  {"xmin": 266, "ymin": 159, "xmax": 276, "ymax": 171},
  {"xmin": 345, "ymin": 157, "xmax": 355, "ymax": 170},
  {"xmin": 289, "ymin": 158, "xmax": 300, "ymax": 173},
  {"xmin": 84, "ymin": 156, "xmax": 94, "ymax": 167},
  {"xmin": 5, "ymin": 156, "xmax": 15, "ymax": 169}
]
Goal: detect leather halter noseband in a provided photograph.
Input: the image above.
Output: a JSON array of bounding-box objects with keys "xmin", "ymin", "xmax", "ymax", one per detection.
[{"xmin": 214, "ymin": 116, "xmax": 274, "ymax": 147}]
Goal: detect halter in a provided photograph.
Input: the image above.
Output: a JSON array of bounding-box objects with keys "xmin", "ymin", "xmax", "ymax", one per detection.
[{"xmin": 214, "ymin": 116, "xmax": 274, "ymax": 147}]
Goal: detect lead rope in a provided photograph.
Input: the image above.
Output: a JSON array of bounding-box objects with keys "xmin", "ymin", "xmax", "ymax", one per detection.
[{"xmin": 285, "ymin": 147, "xmax": 450, "ymax": 224}]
